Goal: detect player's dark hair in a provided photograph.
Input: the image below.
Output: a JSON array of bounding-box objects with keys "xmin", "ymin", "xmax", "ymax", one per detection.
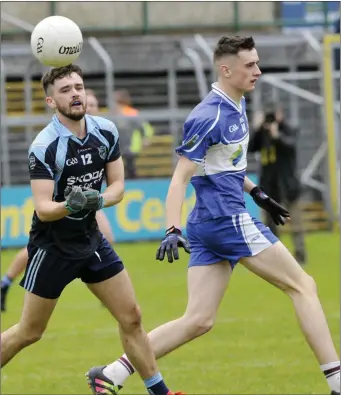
[
  {"xmin": 41, "ymin": 64, "xmax": 84, "ymax": 94},
  {"xmin": 213, "ymin": 36, "xmax": 255, "ymax": 62}
]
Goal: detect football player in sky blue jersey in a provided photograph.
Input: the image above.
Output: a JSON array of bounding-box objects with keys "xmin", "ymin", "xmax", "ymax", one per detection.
[
  {"xmin": 90, "ymin": 36, "xmax": 340, "ymax": 394},
  {"xmin": 0, "ymin": 89, "xmax": 115, "ymax": 313},
  {"xmin": 0, "ymin": 64, "xmax": 180, "ymax": 395}
]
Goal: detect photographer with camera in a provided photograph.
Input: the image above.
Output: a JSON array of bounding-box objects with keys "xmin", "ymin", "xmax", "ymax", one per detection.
[{"xmin": 249, "ymin": 108, "xmax": 307, "ymax": 265}]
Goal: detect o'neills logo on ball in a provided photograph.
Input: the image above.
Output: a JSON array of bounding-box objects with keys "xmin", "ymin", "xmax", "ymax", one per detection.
[
  {"xmin": 58, "ymin": 41, "xmax": 83, "ymax": 55},
  {"xmin": 37, "ymin": 37, "xmax": 44, "ymax": 53}
]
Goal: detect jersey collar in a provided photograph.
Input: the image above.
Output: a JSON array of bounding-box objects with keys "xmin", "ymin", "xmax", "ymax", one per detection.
[
  {"xmin": 211, "ymin": 83, "xmax": 243, "ymax": 113},
  {"xmin": 52, "ymin": 115, "xmax": 73, "ymax": 137},
  {"xmin": 52, "ymin": 114, "xmax": 97, "ymax": 137}
]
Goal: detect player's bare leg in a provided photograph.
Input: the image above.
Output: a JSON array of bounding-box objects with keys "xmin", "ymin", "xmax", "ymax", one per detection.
[
  {"xmin": 100, "ymin": 262, "xmax": 232, "ymax": 387},
  {"xmin": 1, "ymin": 248, "xmax": 29, "ymax": 311},
  {"xmin": 148, "ymin": 263, "xmax": 232, "ymax": 356},
  {"xmin": 1, "ymin": 291, "xmax": 57, "ymax": 366},
  {"xmin": 96, "ymin": 210, "xmax": 115, "ymax": 244},
  {"xmin": 86, "ymin": 269, "xmax": 178, "ymax": 395},
  {"xmin": 86, "ymin": 270, "xmax": 156, "ymax": 379},
  {"xmin": 5, "ymin": 248, "xmax": 28, "ymax": 279},
  {"xmin": 240, "ymin": 241, "xmax": 340, "ymax": 392}
]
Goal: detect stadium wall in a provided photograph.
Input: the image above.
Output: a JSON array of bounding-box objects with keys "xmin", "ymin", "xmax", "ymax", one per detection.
[
  {"xmin": 1, "ymin": 1, "xmax": 275, "ymax": 32},
  {"xmin": 1, "ymin": 176, "xmax": 259, "ymax": 248}
]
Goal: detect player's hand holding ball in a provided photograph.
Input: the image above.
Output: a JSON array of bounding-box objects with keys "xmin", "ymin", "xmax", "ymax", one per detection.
[
  {"xmin": 156, "ymin": 226, "xmax": 191, "ymax": 263},
  {"xmin": 64, "ymin": 186, "xmax": 87, "ymax": 213},
  {"xmin": 82, "ymin": 187, "xmax": 105, "ymax": 211},
  {"xmin": 250, "ymin": 186, "xmax": 290, "ymax": 225}
]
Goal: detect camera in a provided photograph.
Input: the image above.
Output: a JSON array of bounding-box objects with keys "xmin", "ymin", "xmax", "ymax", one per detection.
[{"xmin": 264, "ymin": 112, "xmax": 276, "ymax": 124}]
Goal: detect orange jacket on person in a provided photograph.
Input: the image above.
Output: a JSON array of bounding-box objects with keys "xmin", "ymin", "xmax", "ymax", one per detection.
[{"xmin": 119, "ymin": 105, "xmax": 139, "ymax": 117}]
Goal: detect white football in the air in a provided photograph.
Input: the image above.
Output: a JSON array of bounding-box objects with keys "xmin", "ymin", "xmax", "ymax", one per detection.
[{"xmin": 31, "ymin": 15, "xmax": 83, "ymax": 67}]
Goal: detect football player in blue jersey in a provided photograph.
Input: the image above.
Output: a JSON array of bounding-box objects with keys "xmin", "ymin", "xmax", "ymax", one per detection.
[
  {"xmin": 88, "ymin": 36, "xmax": 340, "ymax": 394},
  {"xmin": 0, "ymin": 64, "xmax": 181, "ymax": 395}
]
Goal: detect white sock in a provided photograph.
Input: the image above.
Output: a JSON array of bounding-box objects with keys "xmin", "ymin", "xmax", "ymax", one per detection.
[
  {"xmin": 321, "ymin": 361, "xmax": 340, "ymax": 392},
  {"xmin": 103, "ymin": 354, "xmax": 135, "ymax": 386}
]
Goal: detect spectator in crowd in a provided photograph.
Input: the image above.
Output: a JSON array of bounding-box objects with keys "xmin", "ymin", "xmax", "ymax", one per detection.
[
  {"xmin": 114, "ymin": 89, "xmax": 139, "ymax": 116},
  {"xmin": 114, "ymin": 89, "xmax": 154, "ymax": 153},
  {"xmin": 85, "ymin": 89, "xmax": 100, "ymax": 115},
  {"xmin": 111, "ymin": 92, "xmax": 140, "ymax": 179},
  {"xmin": 113, "ymin": 89, "xmax": 155, "ymax": 179},
  {"xmin": 249, "ymin": 108, "xmax": 307, "ymax": 265}
]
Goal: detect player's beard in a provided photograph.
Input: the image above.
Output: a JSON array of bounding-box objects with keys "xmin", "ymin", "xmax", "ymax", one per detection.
[{"xmin": 57, "ymin": 103, "xmax": 86, "ymax": 121}]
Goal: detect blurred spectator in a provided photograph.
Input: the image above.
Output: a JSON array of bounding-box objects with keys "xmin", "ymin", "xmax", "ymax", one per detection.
[
  {"xmin": 112, "ymin": 89, "xmax": 156, "ymax": 179},
  {"xmin": 114, "ymin": 89, "xmax": 139, "ymax": 116},
  {"xmin": 85, "ymin": 89, "xmax": 100, "ymax": 116},
  {"xmin": 114, "ymin": 116, "xmax": 145, "ymax": 179},
  {"xmin": 114, "ymin": 89, "xmax": 154, "ymax": 153},
  {"xmin": 249, "ymin": 108, "xmax": 307, "ymax": 265}
]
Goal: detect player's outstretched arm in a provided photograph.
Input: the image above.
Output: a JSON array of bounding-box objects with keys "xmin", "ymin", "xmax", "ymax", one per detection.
[
  {"xmin": 101, "ymin": 157, "xmax": 125, "ymax": 208},
  {"xmin": 165, "ymin": 156, "xmax": 197, "ymax": 229},
  {"xmin": 156, "ymin": 156, "xmax": 195, "ymax": 262}
]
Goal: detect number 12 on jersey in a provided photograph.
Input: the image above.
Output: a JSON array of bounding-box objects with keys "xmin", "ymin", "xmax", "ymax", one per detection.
[{"xmin": 81, "ymin": 154, "xmax": 92, "ymax": 165}]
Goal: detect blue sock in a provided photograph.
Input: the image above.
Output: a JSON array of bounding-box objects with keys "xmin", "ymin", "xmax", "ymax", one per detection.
[
  {"xmin": 144, "ymin": 372, "xmax": 170, "ymax": 395},
  {"xmin": 1, "ymin": 275, "xmax": 13, "ymax": 287}
]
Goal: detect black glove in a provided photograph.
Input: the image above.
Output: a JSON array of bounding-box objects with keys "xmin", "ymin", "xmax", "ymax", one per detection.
[
  {"xmin": 64, "ymin": 186, "xmax": 87, "ymax": 213},
  {"xmin": 250, "ymin": 186, "xmax": 290, "ymax": 226},
  {"xmin": 82, "ymin": 187, "xmax": 105, "ymax": 211},
  {"xmin": 156, "ymin": 226, "xmax": 191, "ymax": 263}
]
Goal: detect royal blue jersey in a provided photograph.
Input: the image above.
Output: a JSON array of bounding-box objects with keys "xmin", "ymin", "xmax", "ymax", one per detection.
[
  {"xmin": 176, "ymin": 83, "xmax": 250, "ymax": 223},
  {"xmin": 28, "ymin": 114, "xmax": 120, "ymax": 259}
]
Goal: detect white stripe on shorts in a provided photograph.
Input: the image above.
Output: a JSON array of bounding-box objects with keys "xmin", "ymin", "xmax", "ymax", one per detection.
[
  {"xmin": 24, "ymin": 249, "xmax": 46, "ymax": 292},
  {"xmin": 24, "ymin": 248, "xmax": 43, "ymax": 289},
  {"xmin": 239, "ymin": 212, "xmax": 272, "ymax": 256},
  {"xmin": 232, "ymin": 214, "xmax": 238, "ymax": 233},
  {"xmin": 27, "ymin": 251, "xmax": 46, "ymax": 292}
]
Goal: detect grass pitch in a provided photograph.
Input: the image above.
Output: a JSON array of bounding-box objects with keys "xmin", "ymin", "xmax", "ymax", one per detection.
[{"xmin": 1, "ymin": 232, "xmax": 339, "ymax": 394}]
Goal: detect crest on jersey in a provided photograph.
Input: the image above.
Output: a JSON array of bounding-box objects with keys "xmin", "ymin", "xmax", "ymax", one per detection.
[
  {"xmin": 231, "ymin": 144, "xmax": 243, "ymax": 166},
  {"xmin": 98, "ymin": 146, "xmax": 107, "ymax": 160},
  {"xmin": 184, "ymin": 134, "xmax": 199, "ymax": 149}
]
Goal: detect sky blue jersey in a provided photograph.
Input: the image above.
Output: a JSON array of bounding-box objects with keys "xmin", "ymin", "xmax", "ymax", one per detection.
[{"xmin": 176, "ymin": 83, "xmax": 250, "ymax": 223}]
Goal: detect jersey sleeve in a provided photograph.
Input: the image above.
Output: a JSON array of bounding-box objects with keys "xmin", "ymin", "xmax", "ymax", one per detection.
[
  {"xmin": 103, "ymin": 120, "xmax": 121, "ymax": 162},
  {"xmin": 28, "ymin": 143, "xmax": 54, "ymax": 180},
  {"xmin": 175, "ymin": 117, "xmax": 219, "ymax": 164}
]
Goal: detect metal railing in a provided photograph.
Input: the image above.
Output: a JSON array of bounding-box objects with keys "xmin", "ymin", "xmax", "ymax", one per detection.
[{"xmin": 87, "ymin": 37, "xmax": 115, "ymax": 113}]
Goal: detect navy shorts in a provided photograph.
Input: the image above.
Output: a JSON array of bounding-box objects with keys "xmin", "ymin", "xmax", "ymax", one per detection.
[
  {"xmin": 20, "ymin": 237, "xmax": 124, "ymax": 299},
  {"xmin": 186, "ymin": 212, "xmax": 278, "ymax": 269}
]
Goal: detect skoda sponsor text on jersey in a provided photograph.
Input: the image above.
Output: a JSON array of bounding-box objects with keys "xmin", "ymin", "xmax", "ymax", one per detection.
[{"xmin": 66, "ymin": 169, "xmax": 105, "ymax": 188}]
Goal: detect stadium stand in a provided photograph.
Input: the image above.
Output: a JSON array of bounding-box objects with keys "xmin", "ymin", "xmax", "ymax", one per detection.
[{"xmin": 1, "ymin": 6, "xmax": 338, "ymax": 231}]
